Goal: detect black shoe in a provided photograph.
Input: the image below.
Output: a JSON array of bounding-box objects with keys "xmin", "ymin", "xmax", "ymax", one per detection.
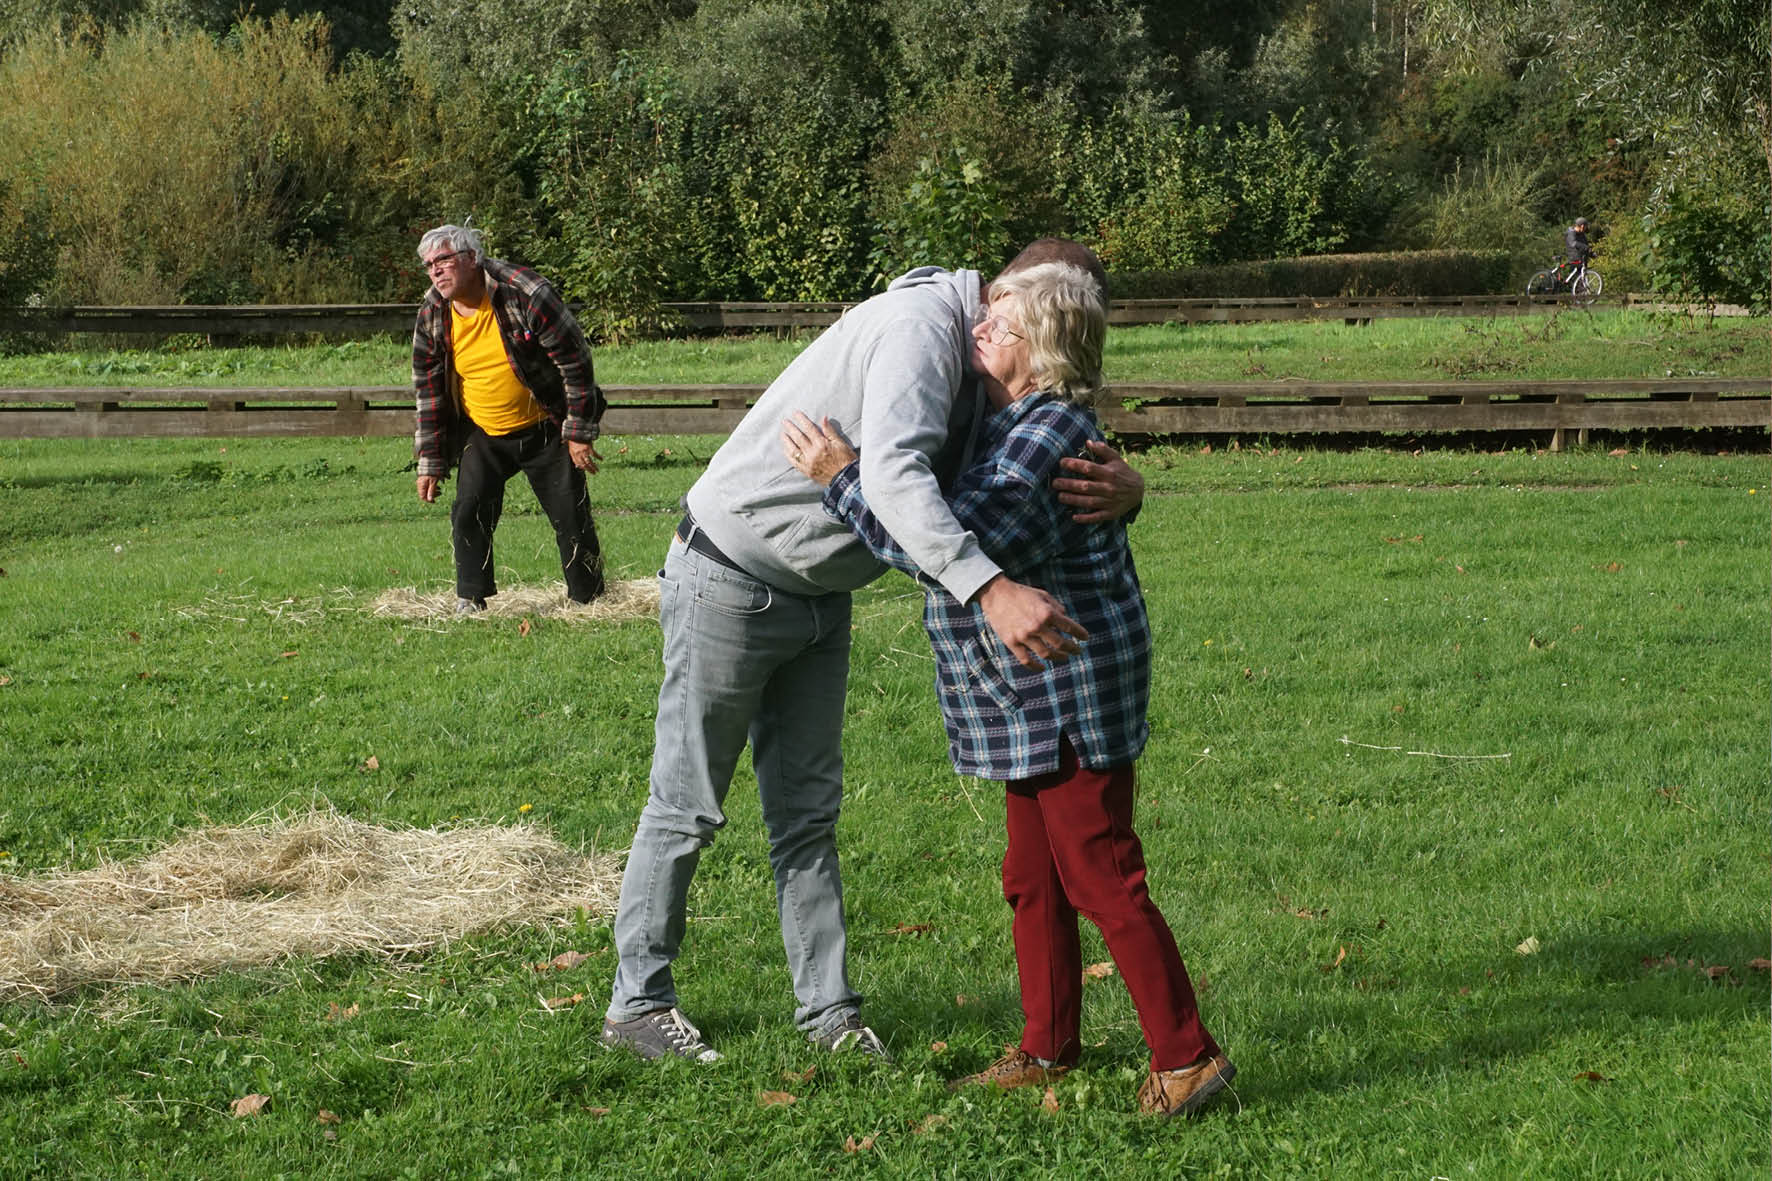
[{"xmin": 600, "ymin": 1007, "xmax": 721, "ymax": 1062}]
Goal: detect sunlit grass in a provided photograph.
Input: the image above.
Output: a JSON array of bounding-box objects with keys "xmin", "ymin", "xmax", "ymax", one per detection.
[
  {"xmin": 0, "ymin": 433, "xmax": 1764, "ymax": 1176},
  {"xmin": 0, "ymin": 309, "xmax": 1761, "ymax": 388}
]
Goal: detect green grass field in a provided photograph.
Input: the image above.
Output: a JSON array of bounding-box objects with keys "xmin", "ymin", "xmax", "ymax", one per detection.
[
  {"xmin": 0, "ymin": 307, "xmax": 1762, "ymax": 388},
  {"xmin": 0, "ymin": 313, "xmax": 1767, "ymax": 1177}
]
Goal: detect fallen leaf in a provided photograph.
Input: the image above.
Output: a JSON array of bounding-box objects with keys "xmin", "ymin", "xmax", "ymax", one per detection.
[
  {"xmin": 1294, "ymin": 907, "xmax": 1327, "ymax": 920},
  {"xmin": 1041, "ymin": 1087, "xmax": 1060, "ymax": 1113},
  {"xmin": 1083, "ymin": 962, "xmax": 1116, "ymax": 980},
  {"xmin": 1702, "ymin": 964, "xmax": 1735, "ymax": 984},
  {"xmin": 843, "ymin": 1134, "xmax": 877, "ymax": 1153},
  {"xmin": 1454, "ymin": 564, "xmax": 1465, "ymax": 574},
  {"xmin": 230, "ymin": 1094, "xmax": 272, "ymax": 1118},
  {"xmin": 757, "ymin": 1090, "xmax": 796, "ymax": 1107},
  {"xmin": 1515, "ymin": 936, "xmax": 1541, "ymax": 955},
  {"xmin": 1319, "ymin": 945, "xmax": 1348, "ymax": 972},
  {"xmin": 1574, "ymin": 1071, "xmax": 1612, "ymax": 1084},
  {"xmin": 127, "ymin": 631, "xmax": 141, "ymax": 643},
  {"xmin": 891, "ymin": 922, "xmax": 933, "ymax": 936},
  {"xmin": 583, "ymin": 1106, "xmax": 611, "ymax": 1117},
  {"xmin": 325, "ymin": 1002, "xmax": 359, "ymax": 1022},
  {"xmin": 360, "ymin": 756, "xmax": 379, "ymax": 772},
  {"xmin": 316, "ymin": 1109, "xmax": 342, "ymax": 1125},
  {"xmin": 535, "ymin": 950, "xmax": 590, "ymax": 973},
  {"xmin": 1748, "ymin": 959, "xmax": 1772, "ymax": 973},
  {"xmin": 910, "ymin": 1114, "xmax": 948, "ymax": 1135},
  {"xmin": 542, "ymin": 993, "xmax": 585, "ymax": 1010},
  {"xmin": 782, "ymin": 1066, "xmax": 816, "ymax": 1084},
  {"xmin": 1604, "ymin": 561, "xmax": 1622, "ymax": 573},
  {"xmin": 954, "ymin": 994, "xmax": 975, "ymax": 1007},
  {"xmin": 930, "ymin": 1041, "xmax": 948, "ymax": 1053},
  {"xmin": 280, "ymin": 650, "xmax": 298, "ymax": 659},
  {"xmin": 0, "ymin": 676, "xmax": 11, "ymax": 687},
  {"xmin": 519, "ymin": 617, "xmax": 533, "ymax": 637},
  {"xmin": 1608, "ymin": 447, "xmax": 1630, "ymax": 457}
]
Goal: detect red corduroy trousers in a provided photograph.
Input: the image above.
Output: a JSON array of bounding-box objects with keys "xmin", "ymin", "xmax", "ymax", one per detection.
[{"xmin": 1002, "ymin": 737, "xmax": 1218, "ymax": 1071}]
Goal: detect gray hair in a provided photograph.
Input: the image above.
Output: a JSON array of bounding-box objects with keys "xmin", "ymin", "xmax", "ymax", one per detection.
[
  {"xmin": 417, "ymin": 224, "xmax": 484, "ymax": 265},
  {"xmin": 986, "ymin": 261, "xmax": 1107, "ymax": 405}
]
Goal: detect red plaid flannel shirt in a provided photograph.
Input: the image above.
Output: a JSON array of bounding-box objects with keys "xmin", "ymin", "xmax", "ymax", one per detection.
[{"xmin": 411, "ymin": 257, "xmax": 604, "ymax": 478}]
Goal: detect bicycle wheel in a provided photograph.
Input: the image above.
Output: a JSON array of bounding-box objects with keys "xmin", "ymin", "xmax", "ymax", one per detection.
[
  {"xmin": 1526, "ymin": 270, "xmax": 1556, "ymax": 298},
  {"xmin": 1570, "ymin": 269, "xmax": 1601, "ymax": 307}
]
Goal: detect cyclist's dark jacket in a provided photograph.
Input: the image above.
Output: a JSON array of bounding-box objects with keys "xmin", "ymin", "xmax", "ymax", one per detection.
[{"xmin": 1564, "ymin": 225, "xmax": 1591, "ymax": 263}]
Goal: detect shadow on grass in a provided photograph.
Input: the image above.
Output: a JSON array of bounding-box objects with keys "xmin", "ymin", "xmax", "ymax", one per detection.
[{"xmin": 1248, "ymin": 927, "xmax": 1767, "ymax": 1106}]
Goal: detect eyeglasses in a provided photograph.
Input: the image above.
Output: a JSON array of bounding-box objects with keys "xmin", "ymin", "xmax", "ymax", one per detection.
[
  {"xmin": 976, "ymin": 314, "xmax": 1024, "ymax": 346},
  {"xmin": 424, "ymin": 249, "xmax": 470, "ymax": 274}
]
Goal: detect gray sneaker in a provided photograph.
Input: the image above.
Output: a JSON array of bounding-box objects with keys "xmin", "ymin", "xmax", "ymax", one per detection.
[
  {"xmin": 455, "ymin": 596, "xmax": 486, "ymax": 615},
  {"xmin": 601, "ymin": 1007, "xmax": 721, "ymax": 1063},
  {"xmin": 810, "ymin": 1013, "xmax": 889, "ymax": 1059}
]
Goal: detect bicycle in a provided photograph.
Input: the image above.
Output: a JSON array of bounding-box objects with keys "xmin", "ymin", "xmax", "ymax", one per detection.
[{"xmin": 1526, "ymin": 257, "xmax": 1604, "ymax": 307}]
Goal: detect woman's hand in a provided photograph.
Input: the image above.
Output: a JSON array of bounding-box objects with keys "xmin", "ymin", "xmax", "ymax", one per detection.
[{"xmin": 781, "ymin": 411, "xmax": 858, "ymax": 487}]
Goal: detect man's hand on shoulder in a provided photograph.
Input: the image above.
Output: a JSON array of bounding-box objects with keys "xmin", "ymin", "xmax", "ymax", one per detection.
[
  {"xmin": 1053, "ymin": 439, "xmax": 1144, "ymax": 524},
  {"xmin": 975, "ymin": 575, "xmax": 1089, "ymax": 669}
]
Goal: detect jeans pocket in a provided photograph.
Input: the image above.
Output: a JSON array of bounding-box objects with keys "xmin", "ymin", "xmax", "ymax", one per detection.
[{"xmin": 694, "ymin": 563, "xmax": 772, "ymax": 618}]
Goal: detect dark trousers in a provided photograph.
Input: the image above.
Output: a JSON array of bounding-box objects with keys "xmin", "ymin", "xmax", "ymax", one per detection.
[
  {"xmin": 451, "ymin": 420, "xmax": 604, "ymax": 603},
  {"xmin": 1003, "ymin": 737, "xmax": 1219, "ymax": 1072}
]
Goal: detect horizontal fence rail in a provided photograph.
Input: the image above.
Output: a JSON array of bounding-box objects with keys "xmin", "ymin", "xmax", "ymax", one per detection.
[
  {"xmin": 2, "ymin": 380, "xmax": 1764, "ymax": 445},
  {"xmin": 0, "ymin": 293, "xmax": 1725, "ymax": 338}
]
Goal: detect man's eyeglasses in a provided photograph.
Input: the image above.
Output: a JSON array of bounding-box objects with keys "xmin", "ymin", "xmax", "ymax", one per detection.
[
  {"xmin": 424, "ymin": 249, "xmax": 470, "ymax": 274},
  {"xmin": 976, "ymin": 314, "xmax": 1023, "ymax": 346}
]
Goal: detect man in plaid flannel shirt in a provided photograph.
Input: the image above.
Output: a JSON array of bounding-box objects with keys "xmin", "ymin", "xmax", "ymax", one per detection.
[{"xmin": 412, "ymin": 224, "xmax": 608, "ymax": 610}]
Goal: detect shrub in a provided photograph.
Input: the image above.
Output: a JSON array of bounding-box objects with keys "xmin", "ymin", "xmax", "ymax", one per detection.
[
  {"xmin": 0, "ymin": 15, "xmax": 428, "ymax": 307},
  {"xmin": 1644, "ymin": 138, "xmax": 1771, "ymax": 312}
]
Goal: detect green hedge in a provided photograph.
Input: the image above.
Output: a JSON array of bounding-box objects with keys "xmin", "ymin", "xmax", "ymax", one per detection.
[{"xmin": 1110, "ymin": 250, "xmax": 1515, "ymax": 299}]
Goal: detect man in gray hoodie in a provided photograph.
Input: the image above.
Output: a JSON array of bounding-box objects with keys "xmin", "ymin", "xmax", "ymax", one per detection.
[{"xmin": 601, "ymin": 241, "xmax": 1141, "ymax": 1063}]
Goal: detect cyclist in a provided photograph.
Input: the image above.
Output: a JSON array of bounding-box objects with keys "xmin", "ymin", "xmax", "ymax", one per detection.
[{"xmin": 1559, "ymin": 218, "xmax": 1593, "ymax": 288}]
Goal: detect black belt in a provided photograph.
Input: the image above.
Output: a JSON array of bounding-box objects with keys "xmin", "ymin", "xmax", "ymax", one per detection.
[{"xmin": 676, "ymin": 511, "xmax": 744, "ymax": 572}]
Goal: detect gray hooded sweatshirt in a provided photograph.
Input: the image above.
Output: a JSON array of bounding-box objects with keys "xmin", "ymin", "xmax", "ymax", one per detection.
[{"xmin": 683, "ymin": 267, "xmax": 1001, "ymax": 602}]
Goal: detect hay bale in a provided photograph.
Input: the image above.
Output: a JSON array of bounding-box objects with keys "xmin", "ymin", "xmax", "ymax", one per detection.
[
  {"xmin": 0, "ymin": 811, "xmax": 623, "ymax": 1002},
  {"xmin": 370, "ymin": 578, "xmax": 658, "ymax": 623}
]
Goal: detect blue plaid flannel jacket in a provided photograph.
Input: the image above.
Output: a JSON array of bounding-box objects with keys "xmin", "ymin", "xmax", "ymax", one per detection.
[{"xmin": 824, "ymin": 392, "xmax": 1150, "ymax": 780}]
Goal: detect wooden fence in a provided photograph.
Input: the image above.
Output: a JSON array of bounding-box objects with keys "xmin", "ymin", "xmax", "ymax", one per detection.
[
  {"xmin": 0, "ymin": 293, "xmax": 1702, "ymax": 339},
  {"xmin": 3, "ymin": 379, "xmax": 1763, "ymax": 448}
]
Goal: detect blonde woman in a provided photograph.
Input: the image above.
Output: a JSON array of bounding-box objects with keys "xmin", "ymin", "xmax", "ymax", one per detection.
[{"xmin": 782, "ymin": 261, "xmax": 1234, "ymax": 1117}]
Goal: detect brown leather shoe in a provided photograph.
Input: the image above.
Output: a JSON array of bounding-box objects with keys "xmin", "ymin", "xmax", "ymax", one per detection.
[
  {"xmin": 1136, "ymin": 1054, "xmax": 1236, "ymax": 1116},
  {"xmin": 947, "ymin": 1046, "xmax": 1070, "ymax": 1092}
]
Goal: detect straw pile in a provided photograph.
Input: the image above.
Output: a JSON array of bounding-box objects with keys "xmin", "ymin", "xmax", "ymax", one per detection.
[
  {"xmin": 0, "ymin": 811, "xmax": 623, "ymax": 1003},
  {"xmin": 370, "ymin": 578, "xmax": 658, "ymax": 623}
]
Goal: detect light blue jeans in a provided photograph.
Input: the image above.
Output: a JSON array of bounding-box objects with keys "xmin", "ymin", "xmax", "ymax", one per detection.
[{"xmin": 607, "ymin": 539, "xmax": 861, "ymax": 1036}]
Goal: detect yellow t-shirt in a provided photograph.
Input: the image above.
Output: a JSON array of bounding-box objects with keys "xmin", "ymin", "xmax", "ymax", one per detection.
[{"xmin": 452, "ymin": 295, "xmax": 544, "ymax": 435}]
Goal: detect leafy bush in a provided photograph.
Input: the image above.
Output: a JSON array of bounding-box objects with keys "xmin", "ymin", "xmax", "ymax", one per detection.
[
  {"xmin": 867, "ymin": 81, "xmax": 1064, "ymax": 284},
  {"xmin": 0, "ymin": 16, "xmax": 430, "ymax": 307},
  {"xmin": 1644, "ymin": 139, "xmax": 1771, "ymax": 312}
]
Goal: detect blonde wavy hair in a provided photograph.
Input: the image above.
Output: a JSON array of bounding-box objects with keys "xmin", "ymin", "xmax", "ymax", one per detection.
[{"xmin": 987, "ymin": 261, "xmax": 1107, "ymax": 404}]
